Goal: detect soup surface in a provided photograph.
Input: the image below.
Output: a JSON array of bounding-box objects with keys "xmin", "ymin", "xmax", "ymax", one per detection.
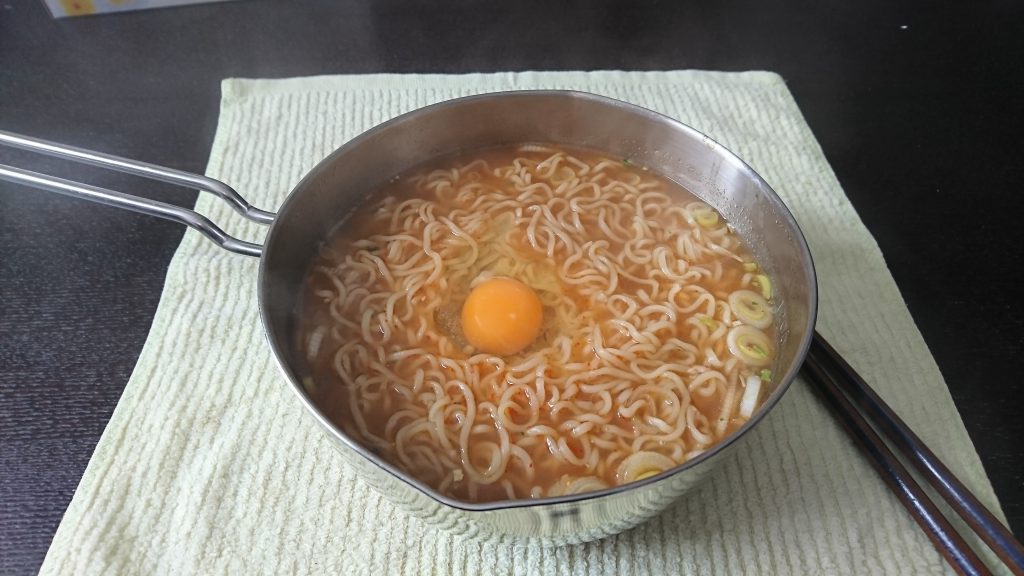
[{"xmin": 298, "ymin": 145, "xmax": 776, "ymax": 502}]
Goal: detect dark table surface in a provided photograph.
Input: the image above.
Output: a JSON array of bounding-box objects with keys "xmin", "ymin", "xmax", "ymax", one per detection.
[{"xmin": 1, "ymin": 1, "xmax": 1022, "ymax": 573}]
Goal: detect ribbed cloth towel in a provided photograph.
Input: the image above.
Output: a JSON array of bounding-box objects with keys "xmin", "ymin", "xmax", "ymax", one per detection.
[{"xmin": 39, "ymin": 71, "xmax": 1008, "ymax": 575}]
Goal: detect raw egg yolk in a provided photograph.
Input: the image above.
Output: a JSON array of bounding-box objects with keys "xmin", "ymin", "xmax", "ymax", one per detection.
[{"xmin": 461, "ymin": 277, "xmax": 543, "ymax": 355}]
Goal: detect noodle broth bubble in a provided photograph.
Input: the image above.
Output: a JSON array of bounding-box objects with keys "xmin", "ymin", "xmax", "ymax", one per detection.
[{"xmin": 297, "ymin": 144, "xmax": 778, "ymax": 503}]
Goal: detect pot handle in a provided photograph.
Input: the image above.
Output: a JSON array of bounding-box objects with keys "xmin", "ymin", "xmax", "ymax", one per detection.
[{"xmin": 0, "ymin": 130, "xmax": 274, "ymax": 258}]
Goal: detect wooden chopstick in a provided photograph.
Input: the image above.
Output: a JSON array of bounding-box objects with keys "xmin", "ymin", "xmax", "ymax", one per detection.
[
  {"xmin": 801, "ymin": 344, "xmax": 990, "ymax": 576},
  {"xmin": 808, "ymin": 333, "xmax": 1024, "ymax": 575}
]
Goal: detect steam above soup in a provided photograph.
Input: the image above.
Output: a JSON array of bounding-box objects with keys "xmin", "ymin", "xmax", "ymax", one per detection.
[{"xmin": 298, "ymin": 145, "xmax": 776, "ymax": 502}]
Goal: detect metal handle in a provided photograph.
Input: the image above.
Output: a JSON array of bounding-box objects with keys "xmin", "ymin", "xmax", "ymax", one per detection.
[{"xmin": 0, "ymin": 130, "xmax": 274, "ymax": 257}]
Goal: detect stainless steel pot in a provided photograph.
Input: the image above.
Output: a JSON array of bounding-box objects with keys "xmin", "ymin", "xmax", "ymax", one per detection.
[{"xmin": 0, "ymin": 91, "xmax": 817, "ymax": 545}]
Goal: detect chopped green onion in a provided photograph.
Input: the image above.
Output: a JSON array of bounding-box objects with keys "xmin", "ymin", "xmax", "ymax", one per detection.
[
  {"xmin": 699, "ymin": 316, "xmax": 719, "ymax": 330},
  {"xmin": 739, "ymin": 374, "xmax": 762, "ymax": 418},
  {"xmin": 727, "ymin": 325, "xmax": 773, "ymax": 367},
  {"xmin": 695, "ymin": 211, "xmax": 719, "ymax": 228},
  {"xmin": 743, "ymin": 262, "xmax": 758, "ymax": 272},
  {"xmin": 759, "ymin": 369, "xmax": 773, "ymax": 382},
  {"xmin": 753, "ymin": 274, "xmax": 773, "ymax": 300},
  {"xmin": 622, "ymin": 158, "xmax": 634, "ymax": 166}
]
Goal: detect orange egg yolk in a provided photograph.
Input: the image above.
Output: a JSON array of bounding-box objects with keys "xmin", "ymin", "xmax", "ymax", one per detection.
[{"xmin": 461, "ymin": 277, "xmax": 543, "ymax": 355}]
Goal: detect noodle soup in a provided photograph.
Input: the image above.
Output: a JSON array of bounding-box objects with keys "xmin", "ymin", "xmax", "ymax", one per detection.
[{"xmin": 297, "ymin": 145, "xmax": 777, "ymax": 502}]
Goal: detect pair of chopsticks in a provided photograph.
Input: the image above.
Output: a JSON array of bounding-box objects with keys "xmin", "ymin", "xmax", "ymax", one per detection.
[{"xmin": 802, "ymin": 332, "xmax": 1024, "ymax": 576}]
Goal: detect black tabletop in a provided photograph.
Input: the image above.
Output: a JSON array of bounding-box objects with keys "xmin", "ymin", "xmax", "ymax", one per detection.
[{"xmin": 1, "ymin": 1, "xmax": 1021, "ymax": 573}]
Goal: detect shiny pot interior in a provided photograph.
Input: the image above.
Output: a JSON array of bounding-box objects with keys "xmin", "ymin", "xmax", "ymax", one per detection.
[{"xmin": 258, "ymin": 90, "xmax": 818, "ymax": 545}]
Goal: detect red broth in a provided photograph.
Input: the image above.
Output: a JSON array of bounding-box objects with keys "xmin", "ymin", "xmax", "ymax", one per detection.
[{"xmin": 297, "ymin": 144, "xmax": 776, "ymax": 502}]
